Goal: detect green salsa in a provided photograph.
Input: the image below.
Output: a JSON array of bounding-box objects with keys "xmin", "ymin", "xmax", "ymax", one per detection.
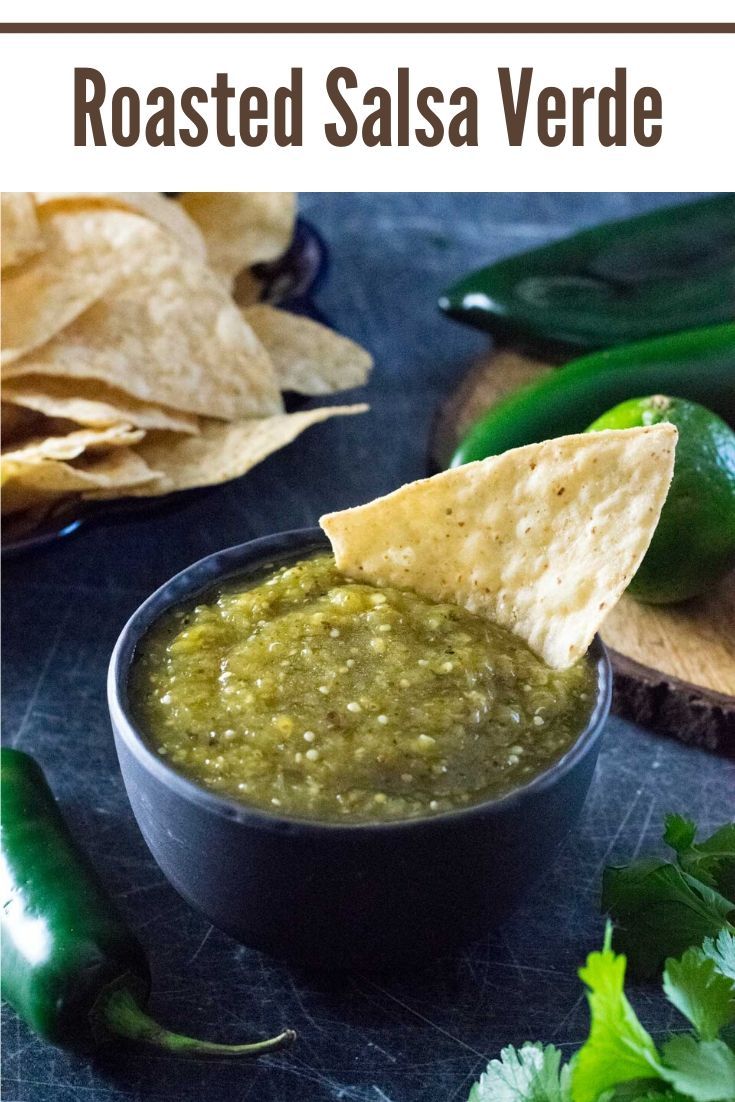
[{"xmin": 131, "ymin": 554, "xmax": 596, "ymax": 822}]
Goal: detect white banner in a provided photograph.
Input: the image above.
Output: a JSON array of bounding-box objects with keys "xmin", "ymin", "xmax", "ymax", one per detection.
[{"xmin": 0, "ymin": 26, "xmax": 731, "ymax": 190}]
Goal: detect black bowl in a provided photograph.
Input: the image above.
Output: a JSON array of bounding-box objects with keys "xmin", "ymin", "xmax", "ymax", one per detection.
[{"xmin": 109, "ymin": 528, "xmax": 611, "ymax": 970}]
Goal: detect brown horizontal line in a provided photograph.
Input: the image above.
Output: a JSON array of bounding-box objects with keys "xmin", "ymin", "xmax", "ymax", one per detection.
[{"xmin": 0, "ymin": 22, "xmax": 733, "ymax": 34}]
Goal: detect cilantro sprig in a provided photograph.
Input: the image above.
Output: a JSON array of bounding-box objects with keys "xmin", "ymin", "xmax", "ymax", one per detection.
[
  {"xmin": 468, "ymin": 1043, "xmax": 572, "ymax": 1102},
  {"xmin": 466, "ymin": 817, "xmax": 735, "ymax": 1102},
  {"xmin": 602, "ymin": 815, "xmax": 735, "ymax": 979},
  {"xmin": 468, "ymin": 927, "xmax": 735, "ymax": 1102}
]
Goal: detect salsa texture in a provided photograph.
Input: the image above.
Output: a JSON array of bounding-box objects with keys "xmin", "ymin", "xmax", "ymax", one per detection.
[{"xmin": 131, "ymin": 554, "xmax": 596, "ymax": 822}]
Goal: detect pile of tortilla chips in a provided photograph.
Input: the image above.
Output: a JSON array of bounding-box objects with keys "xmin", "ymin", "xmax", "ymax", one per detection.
[{"xmin": 1, "ymin": 192, "xmax": 370, "ymax": 533}]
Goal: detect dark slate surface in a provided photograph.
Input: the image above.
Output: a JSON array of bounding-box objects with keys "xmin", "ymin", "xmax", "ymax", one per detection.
[{"xmin": 2, "ymin": 193, "xmax": 733, "ymax": 1102}]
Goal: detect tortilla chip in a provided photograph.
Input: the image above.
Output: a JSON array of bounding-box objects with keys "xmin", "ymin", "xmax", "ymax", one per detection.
[
  {"xmin": 3, "ymin": 375, "xmax": 199, "ymax": 435},
  {"xmin": 2, "ymin": 447, "xmax": 156, "ymax": 514},
  {"xmin": 1, "ymin": 209, "xmax": 149, "ymax": 366},
  {"xmin": 321, "ymin": 426, "xmax": 677, "ymax": 669},
  {"xmin": 4, "ymin": 214, "xmax": 283, "ymax": 421},
  {"xmin": 1, "ymin": 404, "xmax": 84, "ymax": 448},
  {"xmin": 120, "ymin": 404, "xmax": 368, "ymax": 496},
  {"xmin": 2, "ymin": 424, "xmax": 144, "ymax": 468},
  {"xmin": 34, "ymin": 193, "xmax": 206, "ymax": 260},
  {"xmin": 1, "ymin": 193, "xmax": 44, "ymax": 270},
  {"xmin": 242, "ymin": 305, "xmax": 373, "ymax": 395},
  {"xmin": 179, "ymin": 193, "xmax": 296, "ymax": 287}
]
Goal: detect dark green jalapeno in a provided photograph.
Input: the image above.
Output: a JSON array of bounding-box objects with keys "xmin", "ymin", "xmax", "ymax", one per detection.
[
  {"xmin": 0, "ymin": 748, "xmax": 294, "ymax": 1056},
  {"xmin": 440, "ymin": 195, "xmax": 735, "ymax": 355},
  {"xmin": 451, "ymin": 323, "xmax": 735, "ymax": 467}
]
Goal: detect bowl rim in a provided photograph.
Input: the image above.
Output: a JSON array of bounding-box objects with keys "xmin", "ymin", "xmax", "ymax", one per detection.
[{"xmin": 108, "ymin": 526, "xmax": 612, "ymax": 836}]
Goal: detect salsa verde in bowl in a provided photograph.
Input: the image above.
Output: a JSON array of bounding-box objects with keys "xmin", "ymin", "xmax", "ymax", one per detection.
[
  {"xmin": 131, "ymin": 553, "xmax": 597, "ymax": 824},
  {"xmin": 110, "ymin": 529, "xmax": 611, "ymax": 968}
]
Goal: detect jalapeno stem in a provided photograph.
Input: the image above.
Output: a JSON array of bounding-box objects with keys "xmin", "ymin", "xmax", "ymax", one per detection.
[{"xmin": 100, "ymin": 986, "xmax": 295, "ymax": 1057}]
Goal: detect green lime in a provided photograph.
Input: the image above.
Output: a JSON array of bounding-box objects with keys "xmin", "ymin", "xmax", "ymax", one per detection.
[{"xmin": 586, "ymin": 395, "xmax": 735, "ymax": 604}]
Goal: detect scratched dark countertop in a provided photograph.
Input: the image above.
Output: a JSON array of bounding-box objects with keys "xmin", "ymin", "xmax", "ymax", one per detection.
[{"xmin": 3, "ymin": 193, "xmax": 734, "ymax": 1102}]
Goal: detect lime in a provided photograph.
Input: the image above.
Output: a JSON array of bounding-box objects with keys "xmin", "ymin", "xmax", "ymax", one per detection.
[{"xmin": 586, "ymin": 395, "xmax": 735, "ymax": 604}]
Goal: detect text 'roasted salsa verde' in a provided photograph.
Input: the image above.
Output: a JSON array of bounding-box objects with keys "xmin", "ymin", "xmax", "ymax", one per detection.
[{"xmin": 131, "ymin": 554, "xmax": 596, "ymax": 822}]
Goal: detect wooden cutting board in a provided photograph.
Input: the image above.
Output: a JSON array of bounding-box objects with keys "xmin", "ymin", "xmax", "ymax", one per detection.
[{"xmin": 432, "ymin": 348, "xmax": 735, "ymax": 755}]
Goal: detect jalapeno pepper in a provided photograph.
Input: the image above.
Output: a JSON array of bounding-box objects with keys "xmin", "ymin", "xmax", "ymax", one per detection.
[
  {"xmin": 0, "ymin": 748, "xmax": 294, "ymax": 1056},
  {"xmin": 451, "ymin": 323, "xmax": 735, "ymax": 467},
  {"xmin": 439, "ymin": 194, "xmax": 735, "ymax": 355}
]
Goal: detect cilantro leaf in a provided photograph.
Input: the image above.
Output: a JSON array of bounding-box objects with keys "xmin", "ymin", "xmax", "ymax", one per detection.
[
  {"xmin": 660, "ymin": 1035, "xmax": 735, "ymax": 1102},
  {"xmin": 664, "ymin": 816, "xmax": 735, "ymax": 899},
  {"xmin": 467, "ymin": 924, "xmax": 735, "ymax": 1102},
  {"xmin": 662, "ymin": 945, "xmax": 735, "ymax": 1040},
  {"xmin": 571, "ymin": 924, "xmax": 665, "ymax": 1102},
  {"xmin": 664, "ymin": 815, "xmax": 699, "ymax": 854},
  {"xmin": 602, "ymin": 859, "xmax": 735, "ymax": 979},
  {"xmin": 468, "ymin": 1043, "xmax": 572, "ymax": 1102},
  {"xmin": 703, "ymin": 931, "xmax": 735, "ymax": 982}
]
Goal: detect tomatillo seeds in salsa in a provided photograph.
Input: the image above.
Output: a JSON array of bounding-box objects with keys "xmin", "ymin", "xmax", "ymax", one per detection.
[{"xmin": 131, "ymin": 555, "xmax": 596, "ymax": 822}]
